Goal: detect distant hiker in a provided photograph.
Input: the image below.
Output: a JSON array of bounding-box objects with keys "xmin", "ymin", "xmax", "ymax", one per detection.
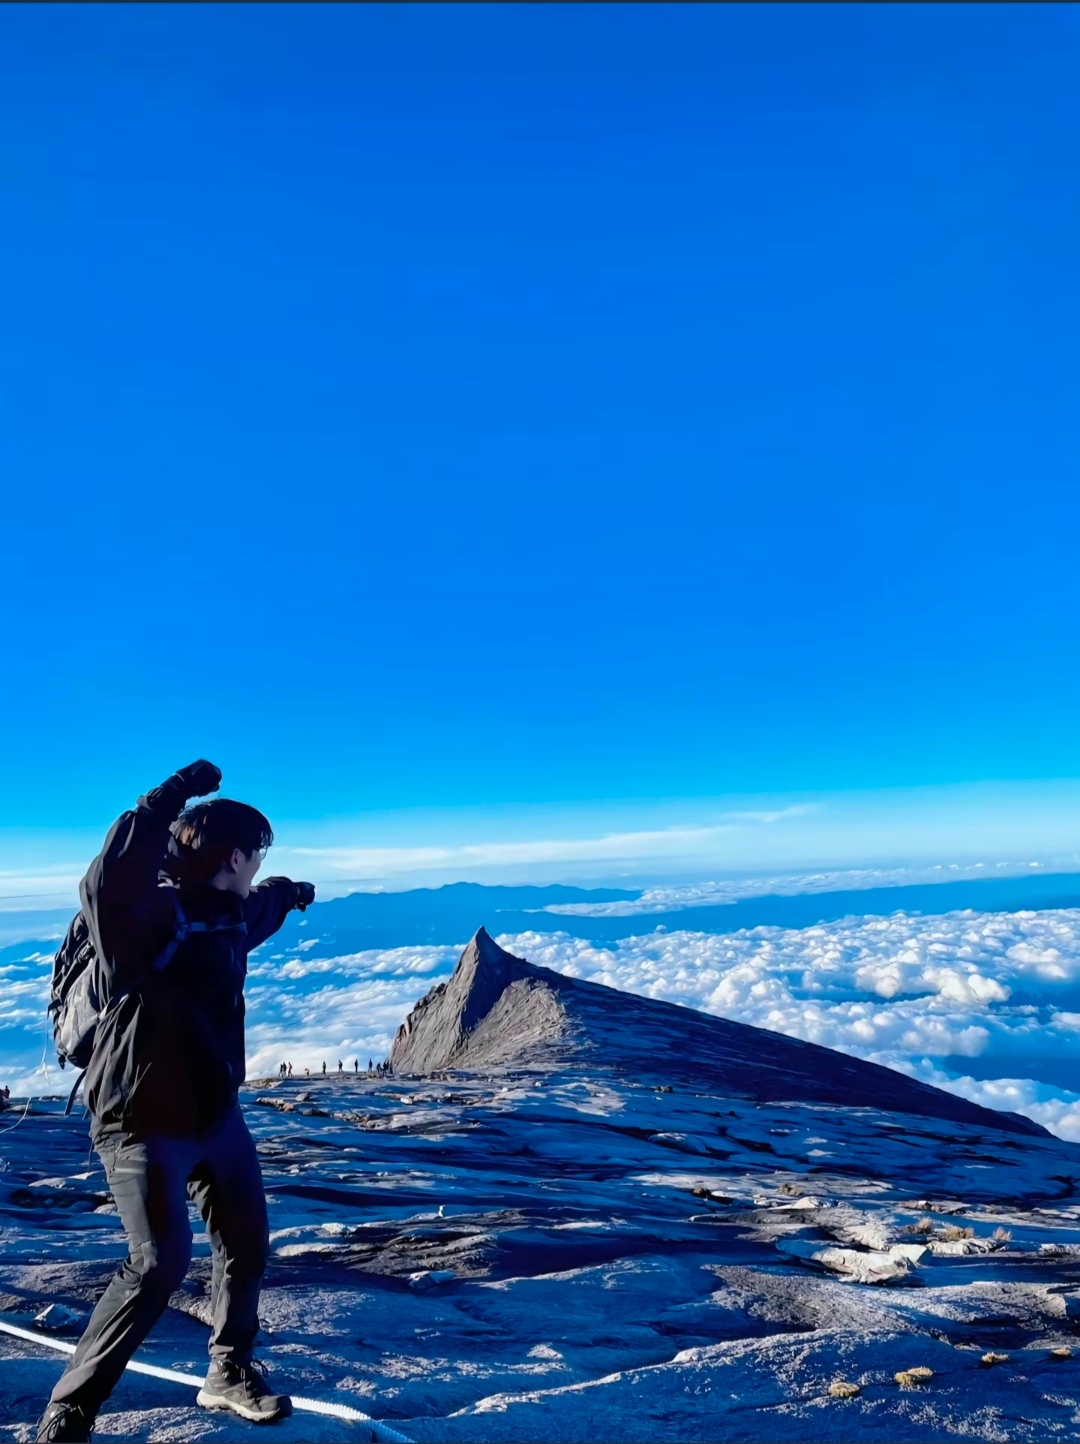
[
  {"xmin": 353, "ymin": 1058, "xmax": 358, "ymax": 1073},
  {"xmin": 304, "ymin": 1066, "xmax": 310, "ymax": 1077},
  {"xmin": 367, "ymin": 1057, "xmax": 373, "ymax": 1073},
  {"xmin": 322, "ymin": 1061, "xmax": 326, "ymax": 1076},
  {"xmin": 35, "ymin": 762, "xmax": 315, "ymax": 1444},
  {"xmin": 0, "ymin": 1085, "xmax": 9, "ymax": 1112},
  {"xmin": 337, "ymin": 1059, "xmax": 343, "ymax": 1075},
  {"xmin": 278, "ymin": 1062, "xmax": 286, "ymax": 1078},
  {"xmin": 287, "ymin": 1062, "xmax": 293, "ymax": 1077}
]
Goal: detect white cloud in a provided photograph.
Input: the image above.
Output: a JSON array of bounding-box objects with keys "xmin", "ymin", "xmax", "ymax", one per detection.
[
  {"xmin": 0, "ymin": 868, "xmax": 84, "ymax": 910},
  {"xmin": 282, "ymin": 810, "xmax": 814, "ymax": 884},
  {"xmin": 5, "ymin": 777, "xmax": 1080, "ymax": 903}
]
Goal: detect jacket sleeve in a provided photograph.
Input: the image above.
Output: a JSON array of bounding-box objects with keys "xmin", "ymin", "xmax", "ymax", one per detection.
[
  {"xmin": 244, "ymin": 877, "xmax": 302, "ymax": 951},
  {"xmin": 79, "ymin": 773, "xmax": 193, "ymax": 986}
]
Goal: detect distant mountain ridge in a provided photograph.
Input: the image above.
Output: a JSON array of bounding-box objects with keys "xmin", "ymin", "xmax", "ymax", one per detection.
[
  {"xmin": 390, "ymin": 928, "xmax": 1048, "ymax": 1139},
  {"xmin": 269, "ymin": 871, "xmax": 1080, "ymax": 956}
]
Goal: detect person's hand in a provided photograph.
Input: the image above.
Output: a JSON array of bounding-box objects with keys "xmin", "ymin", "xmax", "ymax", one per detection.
[
  {"xmin": 294, "ymin": 882, "xmax": 316, "ymax": 911},
  {"xmin": 175, "ymin": 759, "xmax": 222, "ymax": 799}
]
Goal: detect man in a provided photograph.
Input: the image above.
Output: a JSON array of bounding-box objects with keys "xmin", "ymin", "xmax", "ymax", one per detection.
[{"xmin": 36, "ymin": 761, "xmax": 315, "ymax": 1443}]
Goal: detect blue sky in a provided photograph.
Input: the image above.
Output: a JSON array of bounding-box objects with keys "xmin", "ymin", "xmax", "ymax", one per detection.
[{"xmin": 2, "ymin": 4, "xmax": 1079, "ymax": 884}]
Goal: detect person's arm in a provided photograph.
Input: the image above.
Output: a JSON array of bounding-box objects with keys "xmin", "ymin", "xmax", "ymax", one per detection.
[
  {"xmin": 79, "ymin": 760, "xmax": 222, "ymax": 976},
  {"xmin": 244, "ymin": 878, "xmax": 316, "ymax": 952}
]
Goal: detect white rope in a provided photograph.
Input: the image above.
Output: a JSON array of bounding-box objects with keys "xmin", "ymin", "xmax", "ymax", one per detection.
[
  {"xmin": 0, "ymin": 1319, "xmax": 412, "ymax": 1442},
  {"xmin": 0, "ymin": 1038, "xmax": 52, "ymax": 1136},
  {"xmin": 0, "ymin": 1090, "xmax": 35, "ymax": 1136}
]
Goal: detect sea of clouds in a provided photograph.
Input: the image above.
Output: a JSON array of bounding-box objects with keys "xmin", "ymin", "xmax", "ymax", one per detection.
[{"xmin": 5, "ymin": 906, "xmax": 1080, "ymax": 1142}]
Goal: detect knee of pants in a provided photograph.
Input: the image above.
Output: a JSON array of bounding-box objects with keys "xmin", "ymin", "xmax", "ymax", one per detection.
[{"xmin": 129, "ymin": 1235, "xmax": 193, "ymax": 1295}]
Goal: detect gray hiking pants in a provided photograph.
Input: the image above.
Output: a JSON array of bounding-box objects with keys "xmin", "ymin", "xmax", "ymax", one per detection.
[{"xmin": 49, "ymin": 1102, "xmax": 269, "ymax": 1414}]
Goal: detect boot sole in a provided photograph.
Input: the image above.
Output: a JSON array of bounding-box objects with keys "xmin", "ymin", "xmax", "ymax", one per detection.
[{"xmin": 196, "ymin": 1388, "xmax": 293, "ymax": 1423}]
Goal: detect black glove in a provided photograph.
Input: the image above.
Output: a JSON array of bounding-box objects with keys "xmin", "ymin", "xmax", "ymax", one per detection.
[
  {"xmin": 294, "ymin": 882, "xmax": 316, "ymax": 912},
  {"xmin": 174, "ymin": 759, "xmax": 222, "ymax": 800}
]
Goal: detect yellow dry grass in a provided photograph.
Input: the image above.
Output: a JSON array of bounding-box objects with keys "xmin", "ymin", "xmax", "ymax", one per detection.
[{"xmin": 828, "ymin": 1381, "xmax": 861, "ymax": 1399}]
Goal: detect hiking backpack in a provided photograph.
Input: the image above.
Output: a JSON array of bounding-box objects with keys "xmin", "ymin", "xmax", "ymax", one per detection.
[
  {"xmin": 48, "ymin": 892, "xmax": 244, "ymax": 1108},
  {"xmin": 49, "ymin": 911, "xmax": 104, "ymax": 1072}
]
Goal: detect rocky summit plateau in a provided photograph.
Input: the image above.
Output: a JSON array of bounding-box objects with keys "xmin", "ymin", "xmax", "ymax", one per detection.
[{"xmin": 3, "ymin": 930, "xmax": 1080, "ymax": 1442}]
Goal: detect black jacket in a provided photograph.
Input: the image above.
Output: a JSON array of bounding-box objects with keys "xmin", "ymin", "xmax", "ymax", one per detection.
[{"xmin": 81, "ymin": 771, "xmax": 302, "ymax": 1137}]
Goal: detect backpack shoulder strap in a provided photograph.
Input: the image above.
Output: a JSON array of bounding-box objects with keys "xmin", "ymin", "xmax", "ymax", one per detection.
[
  {"xmin": 149, "ymin": 888, "xmax": 248, "ymax": 974},
  {"xmin": 64, "ymin": 1069, "xmax": 87, "ymax": 1116},
  {"xmin": 149, "ymin": 887, "xmax": 190, "ymax": 973}
]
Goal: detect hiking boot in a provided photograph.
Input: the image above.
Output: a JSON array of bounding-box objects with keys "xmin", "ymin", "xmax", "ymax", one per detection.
[
  {"xmin": 35, "ymin": 1402, "xmax": 94, "ymax": 1443},
  {"xmin": 196, "ymin": 1359, "xmax": 293, "ymax": 1422}
]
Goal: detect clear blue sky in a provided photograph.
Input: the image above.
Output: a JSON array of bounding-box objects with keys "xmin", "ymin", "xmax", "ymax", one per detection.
[{"xmin": 2, "ymin": 3, "xmax": 1079, "ymax": 841}]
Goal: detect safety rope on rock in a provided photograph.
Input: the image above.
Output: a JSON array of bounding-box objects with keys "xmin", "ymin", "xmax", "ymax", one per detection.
[{"xmin": 0, "ymin": 1319, "xmax": 413, "ymax": 1443}]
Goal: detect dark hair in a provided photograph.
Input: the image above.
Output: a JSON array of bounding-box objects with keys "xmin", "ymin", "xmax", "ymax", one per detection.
[{"xmin": 168, "ymin": 799, "xmax": 274, "ymax": 887}]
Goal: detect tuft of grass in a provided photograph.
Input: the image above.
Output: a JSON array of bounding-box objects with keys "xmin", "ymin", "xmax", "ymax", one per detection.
[
  {"xmin": 939, "ymin": 1224, "xmax": 975, "ymax": 1241},
  {"xmin": 980, "ymin": 1352, "xmax": 1009, "ymax": 1367},
  {"xmin": 990, "ymin": 1227, "xmax": 1012, "ymax": 1243},
  {"xmin": 1049, "ymin": 1346, "xmax": 1072, "ymax": 1360},
  {"xmin": 778, "ymin": 1182, "xmax": 798, "ymax": 1195},
  {"xmin": 895, "ymin": 1367, "xmax": 934, "ymax": 1388},
  {"xmin": 900, "ymin": 1216, "xmax": 935, "ymax": 1236},
  {"xmin": 828, "ymin": 1381, "xmax": 861, "ymax": 1399}
]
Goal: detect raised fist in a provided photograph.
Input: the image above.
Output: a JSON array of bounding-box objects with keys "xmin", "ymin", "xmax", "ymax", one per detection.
[
  {"xmin": 175, "ymin": 759, "xmax": 223, "ymax": 799},
  {"xmin": 294, "ymin": 882, "xmax": 316, "ymax": 912}
]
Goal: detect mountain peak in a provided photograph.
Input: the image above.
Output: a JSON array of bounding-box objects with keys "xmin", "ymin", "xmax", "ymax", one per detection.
[
  {"xmin": 391, "ymin": 929, "xmax": 1046, "ymax": 1138},
  {"xmin": 391, "ymin": 929, "xmax": 572, "ymax": 1074}
]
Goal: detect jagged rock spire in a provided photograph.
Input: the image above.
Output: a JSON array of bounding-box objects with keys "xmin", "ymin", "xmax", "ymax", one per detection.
[
  {"xmin": 391, "ymin": 929, "xmax": 570, "ymax": 1075},
  {"xmin": 390, "ymin": 928, "xmax": 1046, "ymax": 1138}
]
